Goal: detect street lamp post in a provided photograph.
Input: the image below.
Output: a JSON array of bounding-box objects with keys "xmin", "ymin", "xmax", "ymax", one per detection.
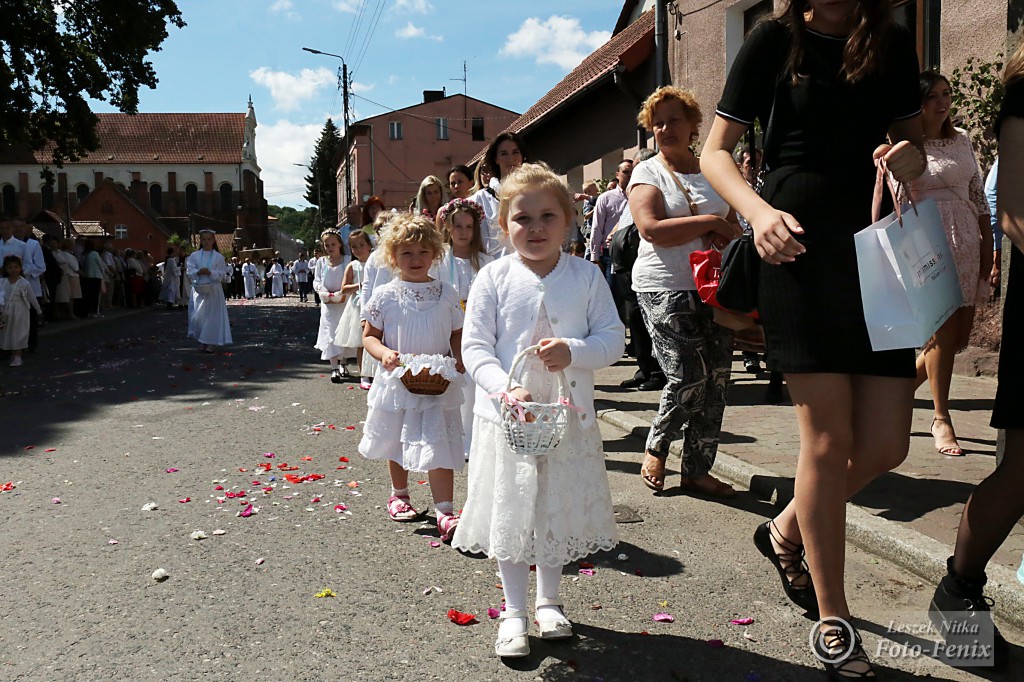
[{"xmin": 302, "ymin": 47, "xmax": 351, "ymax": 218}]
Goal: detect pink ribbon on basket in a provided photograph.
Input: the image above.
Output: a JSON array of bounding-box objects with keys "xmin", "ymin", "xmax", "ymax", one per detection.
[
  {"xmin": 558, "ymin": 396, "xmax": 585, "ymax": 415},
  {"xmin": 488, "ymin": 391, "xmax": 528, "ymax": 422}
]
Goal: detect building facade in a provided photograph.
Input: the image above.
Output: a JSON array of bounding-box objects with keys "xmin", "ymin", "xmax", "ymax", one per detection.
[
  {"xmin": 335, "ymin": 92, "xmax": 519, "ymax": 222},
  {"xmin": 0, "ymin": 100, "xmax": 269, "ymax": 254}
]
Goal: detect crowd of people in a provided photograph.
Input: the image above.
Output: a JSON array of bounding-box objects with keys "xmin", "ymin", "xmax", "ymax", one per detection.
[{"xmin": 6, "ymin": 1, "xmax": 1023, "ymax": 677}]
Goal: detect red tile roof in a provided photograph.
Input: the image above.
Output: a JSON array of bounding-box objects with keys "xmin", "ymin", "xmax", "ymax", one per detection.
[
  {"xmin": 502, "ymin": 10, "xmax": 654, "ymax": 140},
  {"xmin": 2, "ymin": 113, "xmax": 246, "ymax": 165}
]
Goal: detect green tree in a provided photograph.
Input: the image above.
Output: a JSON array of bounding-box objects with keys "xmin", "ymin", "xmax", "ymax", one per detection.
[
  {"xmin": 949, "ymin": 55, "xmax": 1005, "ymax": 174},
  {"xmin": 305, "ymin": 118, "xmax": 342, "ymax": 229},
  {"xmin": 268, "ymin": 204, "xmax": 319, "ymax": 248},
  {"xmin": 0, "ymin": 0, "xmax": 185, "ymax": 166}
]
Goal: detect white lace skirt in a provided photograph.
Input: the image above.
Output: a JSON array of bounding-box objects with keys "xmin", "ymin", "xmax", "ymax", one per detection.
[
  {"xmin": 452, "ymin": 415, "xmax": 618, "ymax": 567},
  {"xmin": 359, "ymin": 404, "xmax": 465, "ymax": 473},
  {"xmin": 334, "ymin": 295, "xmax": 363, "ymax": 354}
]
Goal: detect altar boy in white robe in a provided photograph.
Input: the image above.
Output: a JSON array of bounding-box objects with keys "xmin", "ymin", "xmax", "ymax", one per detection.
[{"xmin": 185, "ymin": 230, "xmax": 232, "ymax": 352}]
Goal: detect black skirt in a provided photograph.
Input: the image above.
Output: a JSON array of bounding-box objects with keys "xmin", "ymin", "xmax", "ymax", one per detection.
[
  {"xmin": 758, "ymin": 167, "xmax": 915, "ymax": 378},
  {"xmin": 992, "ymin": 246, "xmax": 1022, "ymax": 428}
]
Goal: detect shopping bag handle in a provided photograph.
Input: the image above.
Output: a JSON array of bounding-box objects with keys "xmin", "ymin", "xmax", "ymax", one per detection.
[{"xmin": 871, "ymin": 159, "xmax": 917, "ymax": 226}]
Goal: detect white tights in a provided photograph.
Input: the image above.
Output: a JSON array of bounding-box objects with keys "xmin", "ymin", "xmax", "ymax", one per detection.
[{"xmin": 497, "ymin": 560, "xmax": 563, "ymax": 637}]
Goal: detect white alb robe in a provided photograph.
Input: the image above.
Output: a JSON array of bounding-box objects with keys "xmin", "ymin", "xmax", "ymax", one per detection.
[{"xmin": 186, "ymin": 249, "xmax": 232, "ymax": 346}]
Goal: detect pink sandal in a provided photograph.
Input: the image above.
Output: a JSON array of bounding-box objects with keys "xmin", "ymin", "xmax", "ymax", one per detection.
[
  {"xmin": 437, "ymin": 512, "xmax": 459, "ymax": 542},
  {"xmin": 387, "ymin": 495, "xmax": 419, "ymax": 522}
]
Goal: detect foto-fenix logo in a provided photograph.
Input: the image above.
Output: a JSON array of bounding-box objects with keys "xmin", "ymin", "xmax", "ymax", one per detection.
[{"xmin": 809, "ymin": 617, "xmax": 857, "ymax": 665}]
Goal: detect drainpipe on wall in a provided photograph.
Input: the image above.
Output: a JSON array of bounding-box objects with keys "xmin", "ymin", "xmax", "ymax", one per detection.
[{"xmin": 655, "ymin": 0, "xmax": 670, "ymax": 88}]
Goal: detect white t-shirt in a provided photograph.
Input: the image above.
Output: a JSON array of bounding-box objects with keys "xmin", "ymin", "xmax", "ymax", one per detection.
[{"xmin": 627, "ymin": 157, "xmax": 730, "ymax": 293}]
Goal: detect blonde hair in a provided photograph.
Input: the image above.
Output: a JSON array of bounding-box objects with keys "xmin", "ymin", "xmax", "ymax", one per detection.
[
  {"xmin": 414, "ymin": 175, "xmax": 446, "ymax": 216},
  {"xmin": 497, "ymin": 162, "xmax": 574, "ymax": 233},
  {"xmin": 1006, "ymin": 40, "xmax": 1024, "ymax": 85},
  {"xmin": 378, "ymin": 212, "xmax": 444, "ymax": 270},
  {"xmin": 636, "ymin": 85, "xmax": 703, "ymax": 142}
]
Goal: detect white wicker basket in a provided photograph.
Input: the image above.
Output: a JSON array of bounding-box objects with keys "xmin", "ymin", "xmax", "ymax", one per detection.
[{"xmin": 498, "ymin": 344, "xmax": 574, "ymax": 456}]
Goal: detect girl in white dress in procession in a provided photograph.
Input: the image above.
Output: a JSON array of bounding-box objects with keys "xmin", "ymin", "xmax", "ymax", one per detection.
[
  {"xmin": 452, "ymin": 164, "xmax": 624, "ymax": 658},
  {"xmin": 358, "ymin": 216, "xmax": 396, "ymax": 390},
  {"xmin": 358, "ymin": 213, "xmax": 465, "ymax": 542},
  {"xmin": 333, "ymin": 230, "xmax": 373, "ymax": 380},
  {"xmin": 437, "ymin": 197, "xmax": 494, "ymax": 458},
  {"xmin": 159, "ymin": 247, "xmax": 181, "ymax": 308},
  {"xmin": 185, "ymin": 230, "xmax": 232, "ymax": 353},
  {"xmin": 1, "ymin": 255, "xmax": 43, "ymax": 367},
  {"xmin": 313, "ymin": 230, "xmax": 351, "ymax": 383}
]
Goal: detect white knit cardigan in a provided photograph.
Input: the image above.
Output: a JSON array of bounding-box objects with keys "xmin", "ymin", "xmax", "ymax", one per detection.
[{"xmin": 462, "ymin": 252, "xmax": 625, "ymax": 425}]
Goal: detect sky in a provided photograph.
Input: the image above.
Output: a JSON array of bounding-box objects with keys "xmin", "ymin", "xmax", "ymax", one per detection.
[{"xmin": 89, "ymin": 0, "xmax": 627, "ymax": 208}]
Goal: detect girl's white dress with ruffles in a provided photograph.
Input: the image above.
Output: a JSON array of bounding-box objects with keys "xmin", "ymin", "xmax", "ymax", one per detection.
[
  {"xmin": 333, "ymin": 260, "xmax": 365, "ymax": 357},
  {"xmin": 453, "ymin": 306, "xmax": 618, "ymax": 567},
  {"xmin": 358, "ymin": 279, "xmax": 466, "ymax": 473}
]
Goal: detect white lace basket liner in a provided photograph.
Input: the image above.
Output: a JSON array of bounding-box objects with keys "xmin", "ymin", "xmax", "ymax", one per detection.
[
  {"xmin": 397, "ymin": 353, "xmax": 459, "ymax": 395},
  {"xmin": 492, "ymin": 344, "xmax": 583, "ymax": 457}
]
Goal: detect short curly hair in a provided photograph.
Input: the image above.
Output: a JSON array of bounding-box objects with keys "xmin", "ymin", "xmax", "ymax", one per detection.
[
  {"xmin": 377, "ymin": 212, "xmax": 444, "ymax": 270},
  {"xmin": 636, "ymin": 86, "xmax": 703, "ymax": 142}
]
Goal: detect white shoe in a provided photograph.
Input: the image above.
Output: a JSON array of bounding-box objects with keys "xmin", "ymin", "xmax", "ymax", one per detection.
[
  {"xmin": 9, "ymin": 356, "xmax": 23, "ymax": 368},
  {"xmin": 494, "ymin": 610, "xmax": 529, "ymax": 658},
  {"xmin": 535, "ymin": 599, "xmax": 573, "ymax": 640}
]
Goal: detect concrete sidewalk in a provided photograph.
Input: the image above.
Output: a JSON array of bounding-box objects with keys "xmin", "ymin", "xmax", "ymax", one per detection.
[{"xmin": 594, "ymin": 353, "xmax": 1024, "ymax": 629}]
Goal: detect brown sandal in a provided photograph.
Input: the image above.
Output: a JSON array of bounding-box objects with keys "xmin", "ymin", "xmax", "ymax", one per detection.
[
  {"xmin": 680, "ymin": 473, "xmax": 737, "ymax": 498},
  {"xmin": 640, "ymin": 452, "xmax": 668, "ymax": 492}
]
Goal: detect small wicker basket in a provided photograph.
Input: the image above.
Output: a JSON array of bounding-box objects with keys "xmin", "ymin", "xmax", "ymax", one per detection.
[
  {"xmin": 498, "ymin": 344, "xmax": 574, "ymax": 456},
  {"xmin": 400, "ymin": 360, "xmax": 451, "ymax": 396}
]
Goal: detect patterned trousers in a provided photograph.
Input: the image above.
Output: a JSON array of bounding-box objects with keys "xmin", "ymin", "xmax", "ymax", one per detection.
[{"xmin": 637, "ymin": 290, "xmax": 734, "ymax": 477}]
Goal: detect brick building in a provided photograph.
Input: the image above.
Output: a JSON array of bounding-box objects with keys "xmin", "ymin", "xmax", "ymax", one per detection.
[
  {"xmin": 0, "ymin": 99, "xmax": 269, "ymax": 254},
  {"xmin": 336, "ymin": 92, "xmax": 518, "ymax": 221}
]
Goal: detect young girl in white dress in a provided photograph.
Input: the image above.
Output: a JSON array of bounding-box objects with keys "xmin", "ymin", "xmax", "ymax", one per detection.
[
  {"xmin": 1, "ymin": 255, "xmax": 42, "ymax": 367},
  {"xmin": 334, "ymin": 230, "xmax": 373, "ymax": 380},
  {"xmin": 358, "ymin": 215, "xmax": 397, "ymax": 390},
  {"xmin": 358, "ymin": 213, "xmax": 465, "ymax": 542},
  {"xmin": 313, "ymin": 230, "xmax": 351, "ymax": 384},
  {"xmin": 185, "ymin": 230, "xmax": 232, "ymax": 352},
  {"xmin": 437, "ymin": 198, "xmax": 494, "ymax": 458},
  {"xmin": 452, "ymin": 164, "xmax": 624, "ymax": 658}
]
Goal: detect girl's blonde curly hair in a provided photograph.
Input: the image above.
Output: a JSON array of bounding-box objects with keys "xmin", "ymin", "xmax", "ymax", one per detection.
[{"xmin": 377, "ymin": 212, "xmax": 444, "ymax": 270}]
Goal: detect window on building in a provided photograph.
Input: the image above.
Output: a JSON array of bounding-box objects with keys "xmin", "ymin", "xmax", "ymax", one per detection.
[
  {"xmin": 893, "ymin": 0, "xmax": 940, "ymax": 69},
  {"xmin": 219, "ymin": 183, "xmax": 233, "ymax": 212},
  {"xmin": 185, "ymin": 184, "xmax": 199, "ymax": 213},
  {"xmin": 471, "ymin": 117, "xmax": 484, "ymax": 141},
  {"xmin": 389, "ymin": 121, "xmax": 403, "ymax": 140},
  {"xmin": 76, "ymin": 184, "xmax": 90, "ymax": 201},
  {"xmin": 114, "ymin": 224, "xmax": 128, "ymax": 239},
  {"xmin": 436, "ymin": 117, "xmax": 449, "ymax": 140},
  {"xmin": 41, "ymin": 184, "xmax": 54, "ymax": 210},
  {"xmin": 0, "ymin": 185, "xmax": 15, "ymax": 214},
  {"xmin": 150, "ymin": 184, "xmax": 162, "ymax": 213}
]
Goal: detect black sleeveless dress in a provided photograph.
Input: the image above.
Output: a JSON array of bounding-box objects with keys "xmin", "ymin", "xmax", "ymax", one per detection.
[
  {"xmin": 716, "ymin": 20, "xmax": 921, "ymax": 377},
  {"xmin": 991, "ymin": 78, "xmax": 1024, "ymax": 429}
]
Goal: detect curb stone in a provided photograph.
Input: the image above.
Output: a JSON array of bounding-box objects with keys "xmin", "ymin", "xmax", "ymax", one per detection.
[{"xmin": 597, "ymin": 403, "xmax": 1024, "ymax": 632}]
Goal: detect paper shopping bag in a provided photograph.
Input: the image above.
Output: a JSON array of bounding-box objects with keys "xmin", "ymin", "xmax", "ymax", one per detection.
[{"xmin": 855, "ymin": 196, "xmax": 963, "ymax": 351}]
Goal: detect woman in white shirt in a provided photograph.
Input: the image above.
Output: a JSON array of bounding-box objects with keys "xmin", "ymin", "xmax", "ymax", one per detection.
[
  {"xmin": 470, "ymin": 132, "xmax": 527, "ymax": 257},
  {"xmin": 629, "ymin": 86, "xmax": 742, "ymax": 497}
]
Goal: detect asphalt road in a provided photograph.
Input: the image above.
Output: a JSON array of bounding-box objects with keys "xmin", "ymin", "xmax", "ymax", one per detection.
[{"xmin": 1, "ymin": 298, "xmax": 1020, "ymax": 681}]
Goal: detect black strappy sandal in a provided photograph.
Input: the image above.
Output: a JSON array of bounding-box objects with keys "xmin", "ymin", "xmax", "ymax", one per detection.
[
  {"xmin": 816, "ymin": 621, "xmax": 880, "ymax": 680},
  {"xmin": 754, "ymin": 520, "xmax": 819, "ymax": 617}
]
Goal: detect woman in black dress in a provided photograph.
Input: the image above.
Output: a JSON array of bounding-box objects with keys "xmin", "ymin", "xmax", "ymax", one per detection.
[
  {"xmin": 928, "ymin": 42, "xmax": 1024, "ymax": 670},
  {"xmin": 701, "ymin": 0, "xmax": 924, "ymax": 677}
]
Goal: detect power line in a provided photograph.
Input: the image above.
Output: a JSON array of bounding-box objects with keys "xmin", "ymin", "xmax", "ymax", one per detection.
[
  {"xmin": 351, "ymin": 0, "xmax": 388, "ymax": 77},
  {"xmin": 352, "ymin": 92, "xmax": 513, "ymax": 123},
  {"xmin": 368, "ymin": 136, "xmax": 417, "ymax": 183},
  {"xmin": 343, "ymin": 0, "xmax": 369, "ymax": 62}
]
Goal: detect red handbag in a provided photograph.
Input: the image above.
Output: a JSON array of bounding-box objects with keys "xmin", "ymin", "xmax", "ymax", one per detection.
[{"xmin": 690, "ymin": 248, "xmax": 760, "ymax": 330}]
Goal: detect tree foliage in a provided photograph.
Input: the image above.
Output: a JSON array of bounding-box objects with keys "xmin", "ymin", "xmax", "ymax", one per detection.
[
  {"xmin": 949, "ymin": 54, "xmax": 1005, "ymax": 174},
  {"xmin": 268, "ymin": 204, "xmax": 319, "ymax": 248},
  {"xmin": 305, "ymin": 118, "xmax": 342, "ymax": 230},
  {"xmin": 0, "ymin": 0, "xmax": 185, "ymax": 166}
]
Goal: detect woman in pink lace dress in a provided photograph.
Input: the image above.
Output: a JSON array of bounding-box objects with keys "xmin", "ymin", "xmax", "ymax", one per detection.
[{"xmin": 907, "ymin": 72, "xmax": 993, "ymax": 456}]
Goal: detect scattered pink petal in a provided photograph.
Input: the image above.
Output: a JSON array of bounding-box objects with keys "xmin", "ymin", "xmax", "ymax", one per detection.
[
  {"xmin": 344, "ymin": 426, "xmax": 356, "ymax": 431},
  {"xmin": 165, "ymin": 468, "xmax": 178, "ymax": 473},
  {"xmin": 578, "ymin": 568, "xmax": 595, "ymax": 576},
  {"xmin": 107, "ymin": 539, "xmax": 118, "ymax": 545},
  {"xmin": 578, "ymin": 561, "xmax": 596, "ymax": 569},
  {"xmin": 214, "ymin": 485, "xmax": 224, "ymax": 491},
  {"xmin": 255, "ymin": 557, "xmax": 265, "ymax": 565},
  {"xmin": 51, "ymin": 497, "xmax": 62, "ymax": 504},
  {"xmin": 44, "ymin": 448, "xmax": 57, "ymax": 452},
  {"xmin": 302, "ymin": 456, "xmax": 313, "ymax": 461},
  {"xmin": 430, "ymin": 541, "xmax": 441, "ymax": 548},
  {"xmin": 24, "ymin": 446, "xmax": 34, "ymax": 451},
  {"xmin": 487, "ymin": 608, "xmax": 500, "ymax": 619},
  {"xmin": 653, "ymin": 613, "xmax": 674, "ymax": 623},
  {"xmin": 311, "ymin": 496, "xmax": 321, "ymax": 503},
  {"xmin": 707, "ymin": 639, "xmax": 725, "ymax": 648},
  {"xmin": 178, "ymin": 497, "xmax": 191, "ymax": 503},
  {"xmin": 446, "ymin": 609, "xmax": 478, "ymax": 626},
  {"xmin": 238, "ymin": 503, "xmax": 255, "ymax": 518},
  {"xmin": 263, "ymin": 453, "xmax": 275, "ymax": 458},
  {"xmin": 334, "ymin": 504, "xmax": 348, "ymax": 512},
  {"xmin": 730, "ymin": 618, "xmax": 754, "ymax": 625}
]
